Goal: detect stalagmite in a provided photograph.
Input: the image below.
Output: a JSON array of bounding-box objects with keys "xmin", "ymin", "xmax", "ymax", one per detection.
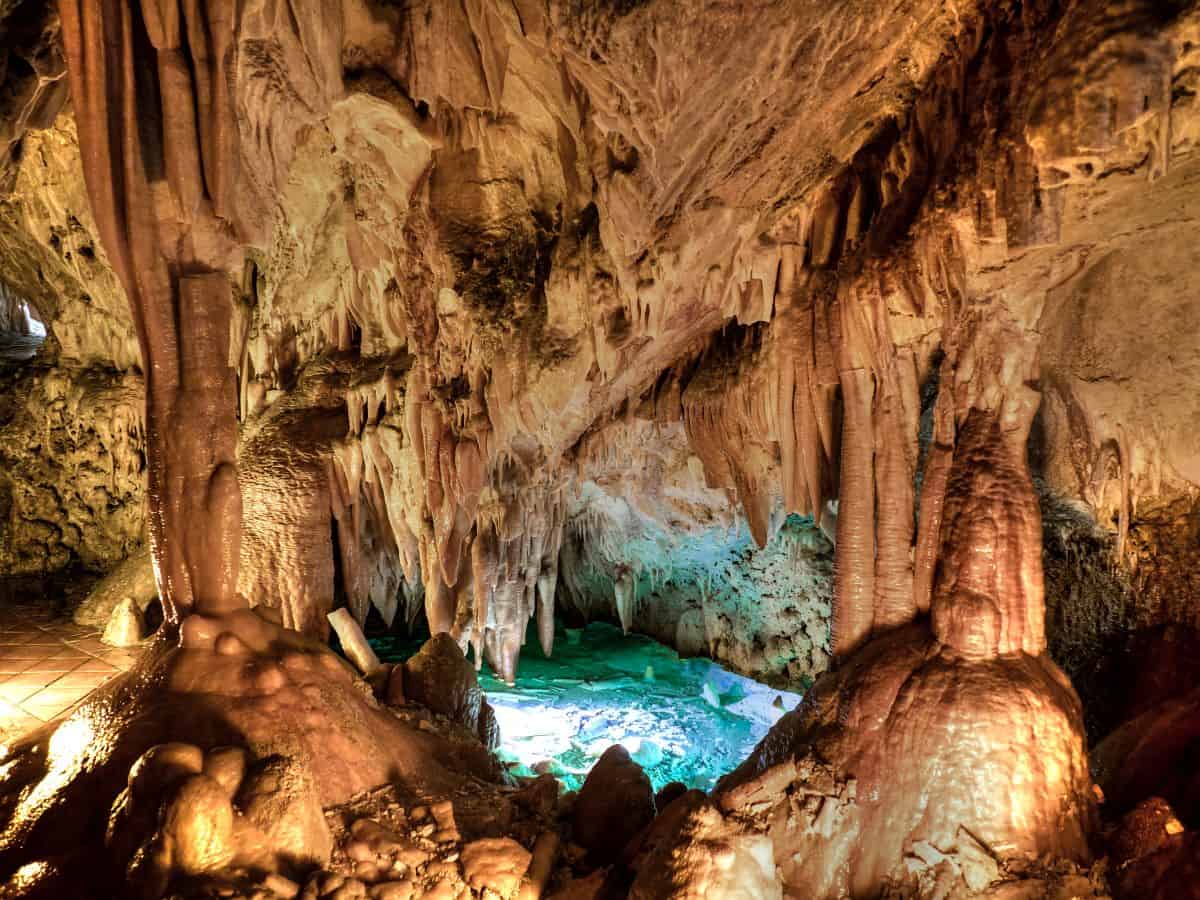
[
  {"xmin": 59, "ymin": 0, "xmax": 244, "ymax": 620},
  {"xmin": 327, "ymin": 608, "xmax": 383, "ymax": 677},
  {"xmin": 102, "ymin": 597, "xmax": 145, "ymax": 648},
  {"xmin": 871, "ymin": 349, "xmax": 919, "ymax": 631},
  {"xmin": 931, "ymin": 393, "xmax": 1047, "ymax": 659}
]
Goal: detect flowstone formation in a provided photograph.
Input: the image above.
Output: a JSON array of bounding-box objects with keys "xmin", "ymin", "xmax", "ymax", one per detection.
[{"xmin": 0, "ymin": 0, "xmax": 1199, "ymax": 898}]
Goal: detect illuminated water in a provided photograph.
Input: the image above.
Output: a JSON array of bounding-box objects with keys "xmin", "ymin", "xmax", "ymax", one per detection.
[{"xmin": 373, "ymin": 621, "xmax": 803, "ymax": 792}]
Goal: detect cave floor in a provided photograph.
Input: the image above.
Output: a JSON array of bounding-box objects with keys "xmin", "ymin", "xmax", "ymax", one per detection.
[{"xmin": 0, "ymin": 603, "xmax": 136, "ymax": 746}]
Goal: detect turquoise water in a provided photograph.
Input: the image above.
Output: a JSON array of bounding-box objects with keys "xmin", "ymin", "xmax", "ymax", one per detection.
[{"xmin": 372, "ymin": 621, "xmax": 803, "ymax": 792}]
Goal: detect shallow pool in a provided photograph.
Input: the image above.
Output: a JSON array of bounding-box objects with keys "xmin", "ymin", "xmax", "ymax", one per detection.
[{"xmin": 372, "ymin": 621, "xmax": 803, "ymax": 792}]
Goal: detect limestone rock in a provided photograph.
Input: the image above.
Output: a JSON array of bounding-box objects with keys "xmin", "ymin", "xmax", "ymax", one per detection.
[
  {"xmin": 402, "ymin": 633, "xmax": 485, "ymax": 738},
  {"xmin": 101, "ymin": 596, "xmax": 144, "ymax": 647},
  {"xmin": 654, "ymin": 781, "xmax": 689, "ymax": 813},
  {"xmin": 572, "ymin": 745, "xmax": 655, "ymax": 863},
  {"xmin": 628, "ymin": 792, "xmax": 781, "ymax": 900},
  {"xmin": 236, "ymin": 755, "xmax": 334, "ymax": 870},
  {"xmin": 460, "ymin": 837, "xmax": 531, "ymax": 899},
  {"xmin": 2, "ymin": 3, "xmax": 1200, "ymax": 899},
  {"xmin": 74, "ymin": 547, "xmax": 158, "ymax": 628},
  {"xmin": 715, "ymin": 626, "xmax": 1095, "ymax": 898}
]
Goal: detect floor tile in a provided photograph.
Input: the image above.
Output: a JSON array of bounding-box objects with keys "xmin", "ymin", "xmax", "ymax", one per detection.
[
  {"xmin": 0, "ymin": 646, "xmax": 57, "ymax": 660},
  {"xmin": 72, "ymin": 659, "xmax": 119, "ymax": 674},
  {"xmin": 0, "ymin": 712, "xmax": 43, "ymax": 738},
  {"xmin": 0, "ymin": 610, "xmax": 139, "ymax": 744},
  {"xmin": 22, "ymin": 659, "xmax": 82, "ymax": 674},
  {"xmin": 51, "ymin": 671, "xmax": 110, "ymax": 689},
  {"xmin": 20, "ymin": 704, "xmax": 69, "ymax": 722},
  {"xmin": 0, "ymin": 677, "xmax": 54, "ymax": 703},
  {"xmin": 23, "ymin": 684, "xmax": 94, "ymax": 707},
  {"xmin": 49, "ymin": 647, "xmax": 90, "ymax": 660},
  {"xmin": 0, "ymin": 659, "xmax": 35, "ymax": 676},
  {"xmin": 0, "ymin": 698, "xmax": 26, "ymax": 719},
  {"xmin": 66, "ymin": 637, "xmax": 109, "ymax": 653}
]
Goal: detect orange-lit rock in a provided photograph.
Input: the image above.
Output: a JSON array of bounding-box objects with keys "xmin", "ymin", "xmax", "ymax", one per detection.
[{"xmin": 0, "ymin": 0, "xmax": 1198, "ymax": 897}]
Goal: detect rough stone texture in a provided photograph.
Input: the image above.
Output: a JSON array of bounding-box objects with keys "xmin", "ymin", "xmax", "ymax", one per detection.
[
  {"xmin": 0, "ymin": 365, "xmax": 144, "ymax": 576},
  {"xmin": 572, "ymin": 744, "xmax": 655, "ymax": 864},
  {"xmin": 0, "ymin": 607, "xmax": 498, "ymax": 897},
  {"xmin": 72, "ymin": 547, "xmax": 158, "ymax": 629},
  {"xmin": 100, "ymin": 597, "xmax": 144, "ymax": 648},
  {"xmin": 0, "ymin": 1, "xmax": 1198, "ymax": 897},
  {"xmin": 0, "ymin": 114, "xmax": 137, "ymax": 371},
  {"xmin": 715, "ymin": 626, "xmax": 1094, "ymax": 897},
  {"xmin": 0, "ymin": 110, "xmax": 145, "ymax": 584},
  {"xmin": 1, "ymin": 0, "xmax": 1191, "ymax": 691},
  {"xmin": 460, "ymin": 837, "xmax": 532, "ymax": 898},
  {"xmin": 402, "ymin": 632, "xmax": 497, "ymax": 749},
  {"xmin": 629, "ymin": 792, "xmax": 781, "ymax": 900}
]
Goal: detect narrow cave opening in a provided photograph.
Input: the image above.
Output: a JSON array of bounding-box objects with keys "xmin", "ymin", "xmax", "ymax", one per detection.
[{"xmin": 0, "ymin": 286, "xmax": 45, "ymax": 367}]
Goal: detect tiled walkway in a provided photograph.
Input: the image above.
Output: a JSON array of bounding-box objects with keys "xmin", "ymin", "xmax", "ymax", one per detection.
[{"xmin": 0, "ymin": 605, "xmax": 137, "ymax": 747}]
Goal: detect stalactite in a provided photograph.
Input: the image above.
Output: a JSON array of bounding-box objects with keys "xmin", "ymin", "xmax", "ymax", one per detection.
[
  {"xmin": 680, "ymin": 326, "xmax": 780, "ymax": 549},
  {"xmin": 536, "ymin": 562, "xmax": 557, "ymax": 657},
  {"xmin": 471, "ymin": 524, "xmax": 497, "ymax": 670},
  {"xmin": 830, "ymin": 287, "xmax": 878, "ymax": 659},
  {"xmin": 772, "ymin": 247, "xmax": 823, "ymax": 518},
  {"xmin": 614, "ymin": 566, "xmax": 635, "ymax": 634},
  {"xmin": 831, "ymin": 366, "xmax": 876, "ymax": 658}
]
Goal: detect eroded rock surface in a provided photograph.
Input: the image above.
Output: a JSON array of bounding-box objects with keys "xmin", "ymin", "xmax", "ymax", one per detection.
[{"xmin": 0, "ymin": 0, "xmax": 1199, "ymax": 898}]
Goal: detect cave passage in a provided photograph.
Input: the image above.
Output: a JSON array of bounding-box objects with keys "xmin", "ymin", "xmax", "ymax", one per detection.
[
  {"xmin": 0, "ymin": 293, "xmax": 45, "ymax": 365},
  {"xmin": 371, "ymin": 620, "xmax": 802, "ymax": 792},
  {"xmin": 3, "ymin": 1, "xmax": 1199, "ymax": 896}
]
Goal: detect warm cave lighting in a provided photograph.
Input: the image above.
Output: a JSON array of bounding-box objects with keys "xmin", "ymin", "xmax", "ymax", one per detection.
[{"xmin": 2, "ymin": 0, "xmax": 1197, "ymax": 896}]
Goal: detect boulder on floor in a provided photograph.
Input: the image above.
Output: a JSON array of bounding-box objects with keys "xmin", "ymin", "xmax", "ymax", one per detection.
[
  {"xmin": 572, "ymin": 745, "xmax": 655, "ymax": 863},
  {"xmin": 402, "ymin": 633, "xmax": 499, "ymax": 748}
]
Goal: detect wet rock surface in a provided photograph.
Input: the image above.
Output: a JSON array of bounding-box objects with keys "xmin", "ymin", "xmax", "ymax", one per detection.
[
  {"xmin": 0, "ymin": 0, "xmax": 1198, "ymax": 898},
  {"xmin": 571, "ymin": 745, "xmax": 655, "ymax": 864},
  {"xmin": 401, "ymin": 633, "xmax": 498, "ymax": 751}
]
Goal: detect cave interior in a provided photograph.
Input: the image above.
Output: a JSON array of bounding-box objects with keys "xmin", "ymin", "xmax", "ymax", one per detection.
[{"xmin": 1, "ymin": 0, "xmax": 1200, "ymax": 898}]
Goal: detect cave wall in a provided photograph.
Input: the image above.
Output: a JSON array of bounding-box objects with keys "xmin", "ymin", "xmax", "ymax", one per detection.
[
  {"xmin": 1, "ymin": 2, "xmax": 1200, "ymax": 897},
  {"xmin": 0, "ymin": 365, "xmax": 143, "ymax": 576},
  {"xmin": 1039, "ymin": 214, "xmax": 1200, "ymax": 628},
  {"xmin": 0, "ymin": 0, "xmax": 1196, "ymax": 695},
  {"xmin": 216, "ymin": 0, "xmax": 974, "ymax": 679},
  {"xmin": 0, "ymin": 109, "xmax": 145, "ymax": 579}
]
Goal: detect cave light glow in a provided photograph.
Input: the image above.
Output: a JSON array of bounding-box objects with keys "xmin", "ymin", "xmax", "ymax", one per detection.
[{"xmin": 376, "ymin": 621, "xmax": 803, "ymax": 792}]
